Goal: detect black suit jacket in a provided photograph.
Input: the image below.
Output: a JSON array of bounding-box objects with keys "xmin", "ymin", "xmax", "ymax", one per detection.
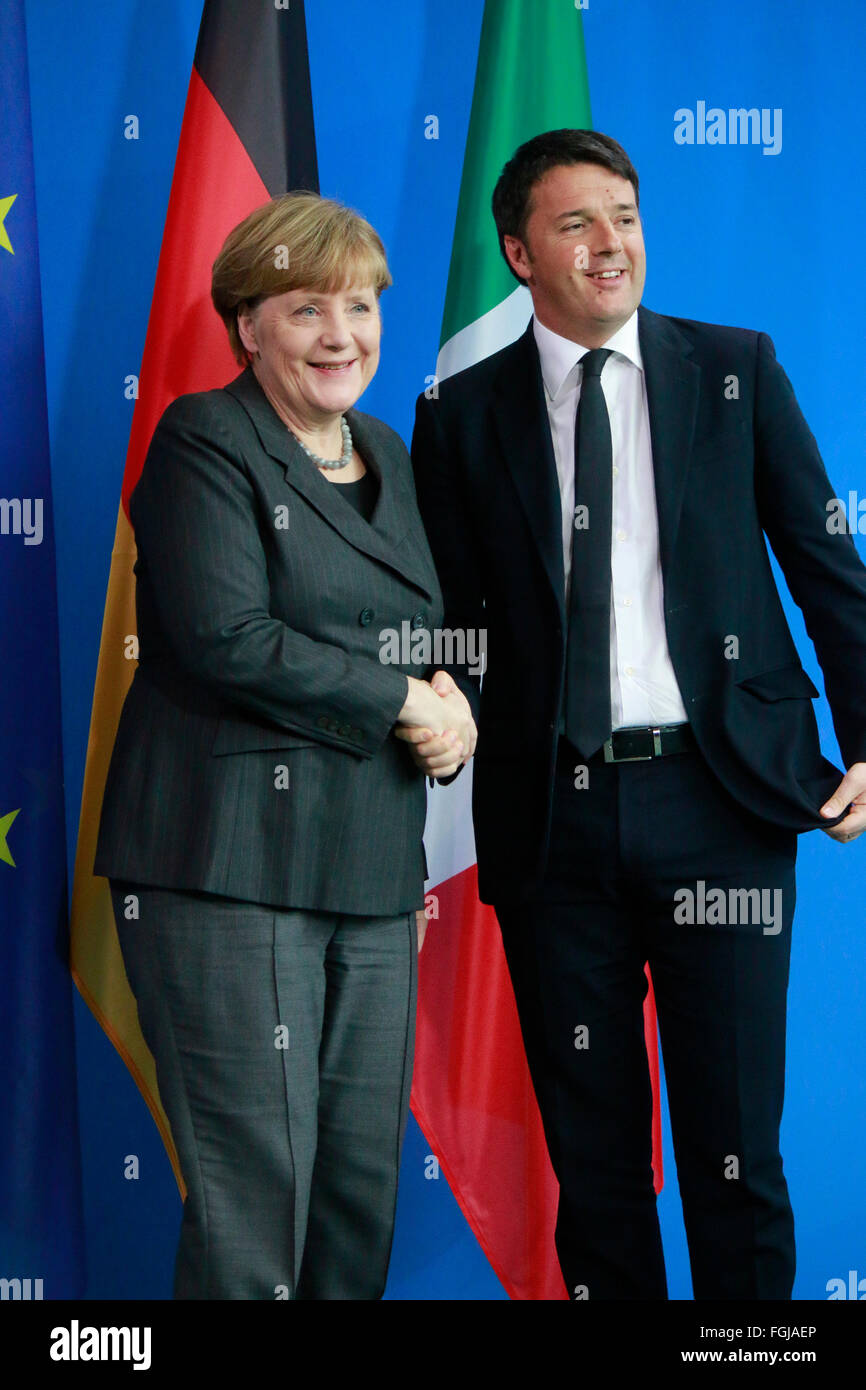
[
  {"xmin": 412, "ymin": 306, "xmax": 866, "ymax": 903},
  {"xmin": 95, "ymin": 367, "xmax": 443, "ymax": 914}
]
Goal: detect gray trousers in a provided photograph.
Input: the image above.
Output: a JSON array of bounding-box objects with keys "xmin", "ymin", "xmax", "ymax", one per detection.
[{"xmin": 110, "ymin": 882, "xmax": 417, "ymax": 1299}]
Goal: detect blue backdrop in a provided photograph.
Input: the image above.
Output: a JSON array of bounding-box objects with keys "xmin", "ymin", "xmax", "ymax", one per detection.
[{"xmin": 23, "ymin": 0, "xmax": 866, "ymax": 1298}]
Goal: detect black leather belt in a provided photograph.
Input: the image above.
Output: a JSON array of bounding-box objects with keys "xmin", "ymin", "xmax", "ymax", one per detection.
[{"xmin": 559, "ymin": 724, "xmax": 696, "ymax": 766}]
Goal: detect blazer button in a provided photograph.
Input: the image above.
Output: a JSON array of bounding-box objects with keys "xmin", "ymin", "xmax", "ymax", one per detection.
[
  {"xmin": 316, "ymin": 715, "xmax": 330, "ymax": 730},
  {"xmin": 352, "ymin": 728, "xmax": 364, "ymax": 741},
  {"xmin": 411, "ymin": 612, "xmax": 426, "ymax": 629},
  {"xmin": 327, "ymin": 718, "xmax": 341, "ymax": 733},
  {"xmin": 359, "ymin": 608, "xmax": 375, "ymax": 626},
  {"xmin": 338, "ymin": 723, "xmax": 353, "ymax": 737}
]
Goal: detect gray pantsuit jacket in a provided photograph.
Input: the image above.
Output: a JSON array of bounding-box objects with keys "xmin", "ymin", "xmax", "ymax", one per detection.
[{"xmin": 95, "ymin": 366, "xmax": 444, "ymax": 914}]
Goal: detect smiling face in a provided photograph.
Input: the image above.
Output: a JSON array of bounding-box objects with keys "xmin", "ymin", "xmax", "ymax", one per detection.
[
  {"xmin": 503, "ymin": 162, "xmax": 646, "ymax": 347},
  {"xmin": 237, "ymin": 285, "xmax": 381, "ymax": 433}
]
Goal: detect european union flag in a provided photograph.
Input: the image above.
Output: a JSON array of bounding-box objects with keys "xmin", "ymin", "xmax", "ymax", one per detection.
[{"xmin": 0, "ymin": 0, "xmax": 84, "ymax": 1297}]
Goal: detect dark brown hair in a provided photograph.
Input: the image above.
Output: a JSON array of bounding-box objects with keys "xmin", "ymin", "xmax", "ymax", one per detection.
[{"xmin": 492, "ymin": 129, "xmax": 640, "ymax": 282}]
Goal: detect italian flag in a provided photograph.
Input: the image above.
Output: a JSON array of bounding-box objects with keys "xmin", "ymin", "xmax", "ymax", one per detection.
[{"xmin": 410, "ymin": 0, "xmax": 664, "ymax": 1300}]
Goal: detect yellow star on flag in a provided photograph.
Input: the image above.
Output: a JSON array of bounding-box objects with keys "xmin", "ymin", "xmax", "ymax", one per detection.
[
  {"xmin": 0, "ymin": 194, "xmax": 18, "ymax": 255},
  {"xmin": 0, "ymin": 808, "xmax": 21, "ymax": 866}
]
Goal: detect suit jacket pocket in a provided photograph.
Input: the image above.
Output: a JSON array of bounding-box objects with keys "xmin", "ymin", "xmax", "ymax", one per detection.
[
  {"xmin": 735, "ymin": 664, "xmax": 820, "ymax": 701},
  {"xmin": 212, "ymin": 716, "xmax": 319, "ymax": 756}
]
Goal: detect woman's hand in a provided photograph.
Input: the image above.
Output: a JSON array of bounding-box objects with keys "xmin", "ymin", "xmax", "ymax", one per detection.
[{"xmin": 395, "ymin": 671, "xmax": 478, "ymax": 778}]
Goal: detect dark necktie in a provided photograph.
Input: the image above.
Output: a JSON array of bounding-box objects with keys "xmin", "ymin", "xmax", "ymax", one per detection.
[{"xmin": 565, "ymin": 348, "xmax": 613, "ymax": 758}]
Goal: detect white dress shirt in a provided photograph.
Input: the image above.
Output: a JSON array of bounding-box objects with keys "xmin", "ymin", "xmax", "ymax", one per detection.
[{"xmin": 533, "ymin": 311, "xmax": 688, "ymax": 730}]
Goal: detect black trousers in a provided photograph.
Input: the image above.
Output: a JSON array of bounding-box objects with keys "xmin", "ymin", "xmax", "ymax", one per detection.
[
  {"xmin": 110, "ymin": 882, "xmax": 417, "ymax": 1300},
  {"xmin": 494, "ymin": 741, "xmax": 797, "ymax": 1300}
]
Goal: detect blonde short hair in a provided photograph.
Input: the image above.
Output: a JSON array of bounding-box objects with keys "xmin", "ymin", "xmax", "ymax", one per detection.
[{"xmin": 212, "ymin": 192, "xmax": 392, "ymax": 363}]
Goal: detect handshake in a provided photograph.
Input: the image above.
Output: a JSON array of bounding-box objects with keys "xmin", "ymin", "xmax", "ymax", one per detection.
[{"xmin": 395, "ymin": 670, "xmax": 478, "ymax": 780}]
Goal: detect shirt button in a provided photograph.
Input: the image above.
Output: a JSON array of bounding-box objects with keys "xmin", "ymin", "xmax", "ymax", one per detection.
[
  {"xmin": 612, "ymin": 466, "xmax": 619, "ymax": 476},
  {"xmin": 622, "ymin": 597, "xmax": 633, "ymax": 607},
  {"xmin": 616, "ymin": 529, "xmax": 627, "ymax": 541},
  {"xmin": 359, "ymin": 608, "xmax": 375, "ymax": 626},
  {"xmin": 625, "ymin": 666, "xmax": 635, "ymax": 677}
]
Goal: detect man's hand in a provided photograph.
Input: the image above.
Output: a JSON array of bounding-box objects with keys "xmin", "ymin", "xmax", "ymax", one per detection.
[
  {"xmin": 395, "ymin": 670, "xmax": 478, "ymax": 779},
  {"xmin": 820, "ymin": 762, "xmax": 866, "ymax": 841}
]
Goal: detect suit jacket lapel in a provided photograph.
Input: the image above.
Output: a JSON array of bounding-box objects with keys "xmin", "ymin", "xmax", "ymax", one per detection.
[
  {"xmin": 224, "ymin": 368, "xmax": 436, "ymax": 596},
  {"xmin": 488, "ymin": 312, "xmax": 702, "ymax": 608},
  {"xmin": 638, "ymin": 306, "xmax": 701, "ymax": 576},
  {"xmin": 490, "ymin": 324, "xmax": 566, "ymax": 619}
]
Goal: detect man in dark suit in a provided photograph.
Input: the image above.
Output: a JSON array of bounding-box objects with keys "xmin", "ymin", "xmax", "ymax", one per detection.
[{"xmin": 409, "ymin": 129, "xmax": 866, "ymax": 1300}]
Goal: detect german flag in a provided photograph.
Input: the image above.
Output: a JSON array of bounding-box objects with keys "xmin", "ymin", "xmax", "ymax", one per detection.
[{"xmin": 70, "ymin": 0, "xmax": 318, "ymax": 1192}]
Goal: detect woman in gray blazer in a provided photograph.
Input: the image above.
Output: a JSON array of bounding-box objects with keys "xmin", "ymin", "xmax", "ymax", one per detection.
[{"xmin": 95, "ymin": 192, "xmax": 476, "ymax": 1299}]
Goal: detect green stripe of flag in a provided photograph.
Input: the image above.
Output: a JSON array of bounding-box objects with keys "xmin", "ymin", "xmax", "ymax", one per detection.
[{"xmin": 441, "ymin": 0, "xmax": 592, "ymax": 349}]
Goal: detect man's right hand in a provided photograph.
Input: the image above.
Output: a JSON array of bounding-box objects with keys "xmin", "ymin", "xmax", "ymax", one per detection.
[{"xmin": 395, "ymin": 674, "xmax": 477, "ymax": 778}]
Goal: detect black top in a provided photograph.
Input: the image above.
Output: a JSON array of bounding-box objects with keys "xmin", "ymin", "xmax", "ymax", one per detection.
[{"xmin": 330, "ymin": 470, "xmax": 379, "ymax": 523}]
